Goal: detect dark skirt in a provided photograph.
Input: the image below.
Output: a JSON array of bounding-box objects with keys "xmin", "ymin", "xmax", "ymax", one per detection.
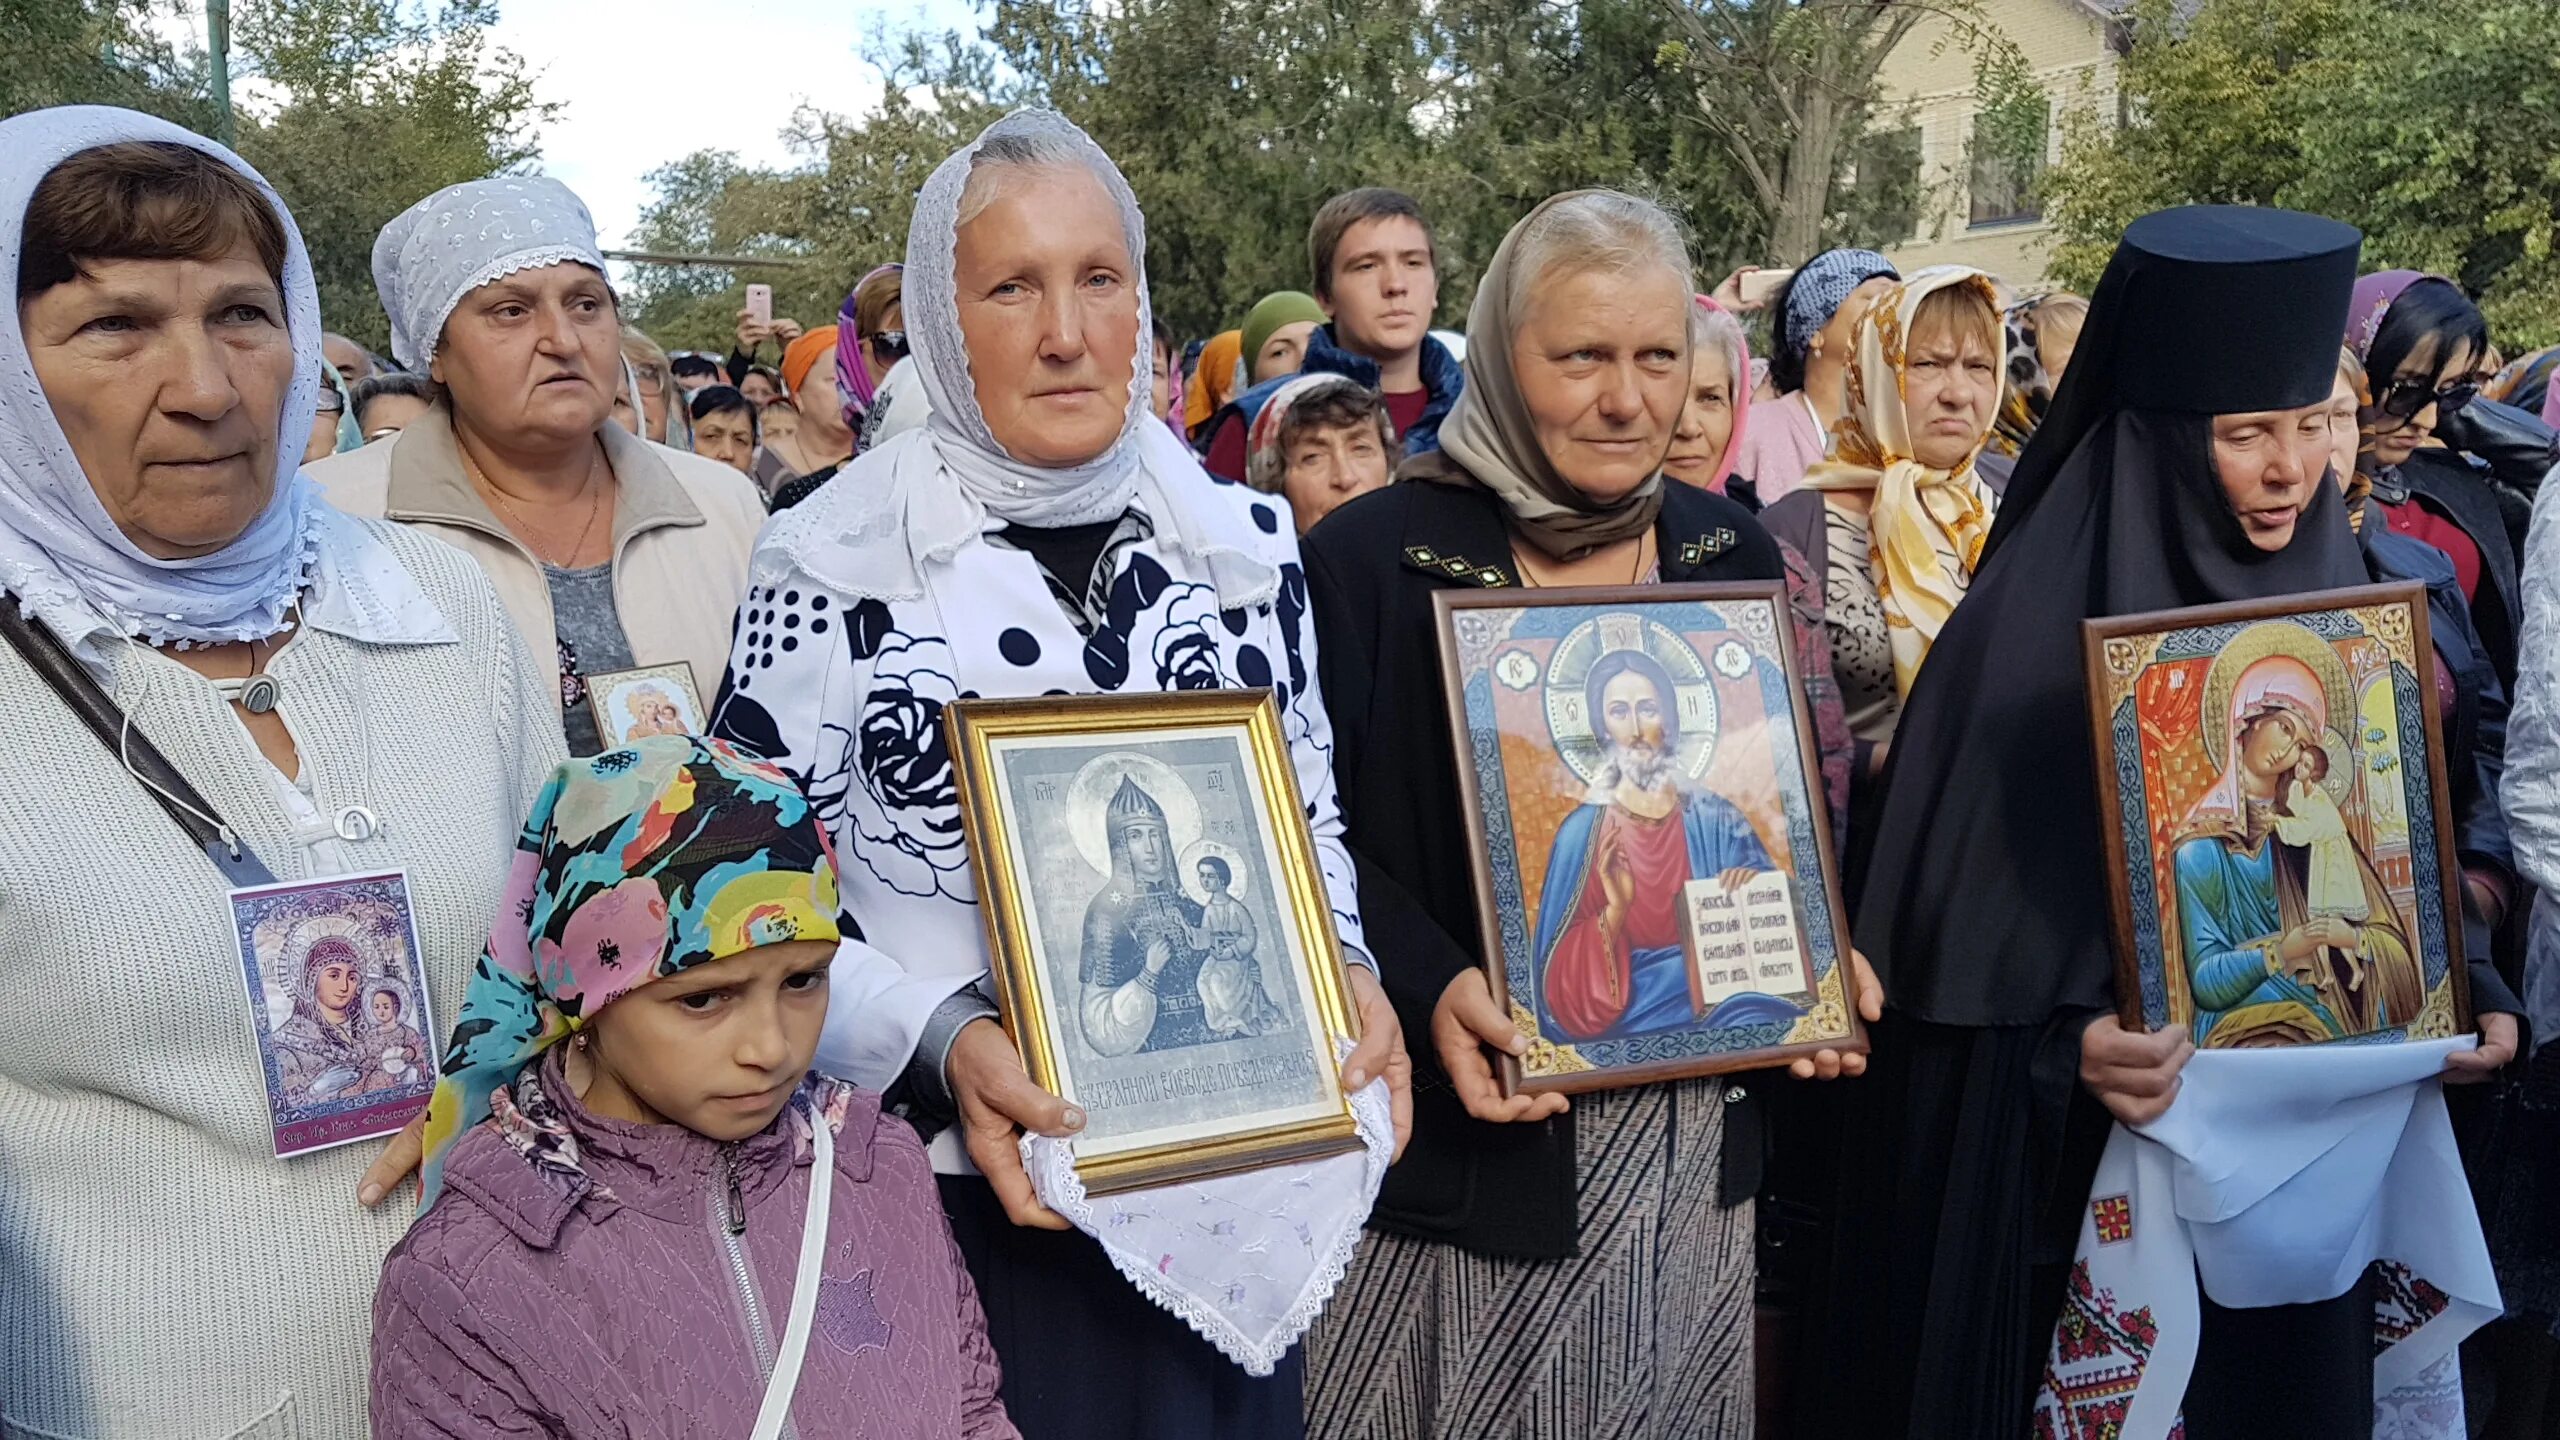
[
  {"xmin": 2469, "ymin": 1047, "xmax": 2560, "ymax": 1336},
  {"xmin": 2184, "ymin": 1276, "xmax": 2374, "ymax": 1438},
  {"xmin": 1806, "ymin": 1013, "xmax": 2380, "ymax": 1437},
  {"xmin": 1800, "ymin": 1013, "xmax": 2108, "ymax": 1438},
  {"xmin": 940, "ymin": 1174, "xmax": 1306, "ymax": 1440}
]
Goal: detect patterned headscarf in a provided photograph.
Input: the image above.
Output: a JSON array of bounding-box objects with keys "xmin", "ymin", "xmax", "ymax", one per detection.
[
  {"xmin": 1802, "ymin": 265, "xmax": 2006, "ymax": 698},
  {"xmin": 1779, "ymin": 248, "xmax": 1898, "ymax": 375},
  {"xmin": 835, "ymin": 262, "xmax": 904, "ymax": 430},
  {"xmin": 418, "ymin": 736, "xmax": 843, "ymax": 1210},
  {"xmin": 1989, "ymin": 292, "xmax": 2084, "ymax": 458},
  {"xmin": 317, "ymin": 362, "xmax": 364, "ymax": 454},
  {"xmin": 2485, "ymin": 344, "xmax": 2560, "ymax": 426},
  {"xmin": 1244, "ymin": 373, "xmax": 1370, "ymax": 494},
  {"xmin": 2346, "ymin": 270, "xmax": 2429, "ymax": 363},
  {"xmin": 373, "ymin": 176, "xmax": 608, "ymax": 373}
]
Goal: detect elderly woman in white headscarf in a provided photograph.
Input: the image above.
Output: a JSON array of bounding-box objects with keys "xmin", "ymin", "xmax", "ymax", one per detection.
[
  {"xmin": 709, "ymin": 110, "xmax": 1409, "ymax": 1440},
  {"xmin": 0, "ymin": 106, "xmax": 561, "ymax": 1439},
  {"xmin": 308, "ymin": 177, "xmax": 765, "ymax": 757}
]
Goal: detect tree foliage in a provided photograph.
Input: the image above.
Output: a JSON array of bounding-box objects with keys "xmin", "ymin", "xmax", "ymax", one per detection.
[
  {"xmin": 1653, "ymin": 0, "xmax": 2025, "ymax": 261},
  {"xmin": 0, "ymin": 0, "xmax": 214, "ymax": 125},
  {"xmin": 625, "ymin": 0, "xmax": 2025, "ymax": 353},
  {"xmin": 2, "ymin": 0, "xmax": 551, "ymax": 356},
  {"xmin": 2043, "ymin": 0, "xmax": 2560, "ymax": 348},
  {"xmin": 231, "ymin": 0, "xmax": 554, "ymax": 354}
]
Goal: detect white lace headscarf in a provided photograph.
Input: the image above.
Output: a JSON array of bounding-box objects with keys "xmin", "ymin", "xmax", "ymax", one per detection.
[
  {"xmin": 0, "ymin": 106, "xmax": 325, "ymax": 652},
  {"xmin": 372, "ymin": 176, "xmax": 608, "ymax": 373},
  {"xmin": 758, "ymin": 110, "xmax": 1276, "ymax": 608}
]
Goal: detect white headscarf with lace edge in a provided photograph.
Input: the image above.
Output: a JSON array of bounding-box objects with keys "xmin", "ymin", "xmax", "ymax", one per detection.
[
  {"xmin": 0, "ymin": 106, "xmax": 328, "ymax": 654},
  {"xmin": 755, "ymin": 110, "xmax": 1276, "ymax": 610}
]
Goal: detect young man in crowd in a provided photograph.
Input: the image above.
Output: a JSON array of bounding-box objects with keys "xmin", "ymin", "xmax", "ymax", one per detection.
[{"xmin": 1201, "ymin": 186, "xmax": 1464, "ymax": 481}]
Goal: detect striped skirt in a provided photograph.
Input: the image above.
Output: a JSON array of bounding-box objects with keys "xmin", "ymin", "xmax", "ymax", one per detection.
[{"xmin": 1303, "ymin": 1077, "xmax": 1755, "ymax": 1440}]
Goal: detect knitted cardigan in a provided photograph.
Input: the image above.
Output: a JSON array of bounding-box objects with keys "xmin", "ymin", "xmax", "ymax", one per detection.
[{"xmin": 0, "ymin": 520, "xmax": 563, "ymax": 1440}]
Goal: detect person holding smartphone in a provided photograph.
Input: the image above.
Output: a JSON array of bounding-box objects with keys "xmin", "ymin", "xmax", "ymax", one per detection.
[{"xmin": 726, "ymin": 281, "xmax": 806, "ymax": 408}]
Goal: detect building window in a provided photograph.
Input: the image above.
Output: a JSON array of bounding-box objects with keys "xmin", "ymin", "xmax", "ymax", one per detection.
[
  {"xmin": 1854, "ymin": 127, "xmax": 1924, "ymax": 243},
  {"xmin": 1968, "ymin": 104, "xmax": 2047, "ymax": 228}
]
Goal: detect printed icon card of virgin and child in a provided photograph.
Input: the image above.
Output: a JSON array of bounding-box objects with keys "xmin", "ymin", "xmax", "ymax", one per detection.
[
  {"xmin": 947, "ymin": 692, "xmax": 1366, "ymax": 1194},
  {"xmin": 1433, "ymin": 584, "xmax": 1865, "ymax": 1097},
  {"xmin": 2084, "ymin": 584, "xmax": 2472, "ymax": 1051}
]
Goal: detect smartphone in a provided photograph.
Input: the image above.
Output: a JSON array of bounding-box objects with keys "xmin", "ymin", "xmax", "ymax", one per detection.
[
  {"xmin": 1738, "ymin": 268, "xmax": 1796, "ymax": 307},
  {"xmin": 744, "ymin": 283, "xmax": 773, "ymax": 328}
]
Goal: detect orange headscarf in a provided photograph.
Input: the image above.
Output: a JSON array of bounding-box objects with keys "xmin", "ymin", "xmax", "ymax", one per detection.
[
  {"xmin": 783, "ymin": 326, "xmax": 838, "ymax": 398},
  {"xmin": 1184, "ymin": 329, "xmax": 1244, "ymax": 435}
]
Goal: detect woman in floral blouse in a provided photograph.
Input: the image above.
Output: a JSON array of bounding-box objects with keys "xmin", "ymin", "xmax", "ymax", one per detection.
[{"xmin": 709, "ymin": 109, "xmax": 1409, "ymax": 1440}]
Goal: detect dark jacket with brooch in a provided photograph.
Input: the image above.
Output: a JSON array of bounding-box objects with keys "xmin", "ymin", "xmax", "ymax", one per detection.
[{"xmin": 1301, "ymin": 476, "xmax": 1784, "ymax": 1259}]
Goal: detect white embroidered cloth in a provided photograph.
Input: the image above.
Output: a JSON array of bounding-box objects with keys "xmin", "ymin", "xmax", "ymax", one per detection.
[
  {"xmin": 2036, "ymin": 1039, "xmax": 2499, "ymax": 1440},
  {"xmin": 1022, "ymin": 1046, "xmax": 1392, "ymax": 1376}
]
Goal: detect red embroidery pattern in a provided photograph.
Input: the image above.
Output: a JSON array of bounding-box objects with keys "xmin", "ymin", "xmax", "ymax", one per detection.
[
  {"xmin": 2093, "ymin": 1193, "xmax": 2134, "ymax": 1246},
  {"xmin": 2035, "ymin": 1259, "xmax": 2187, "ymax": 1440}
]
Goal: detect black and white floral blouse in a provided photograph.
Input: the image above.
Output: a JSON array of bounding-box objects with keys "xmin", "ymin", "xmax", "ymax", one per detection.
[{"xmin": 710, "ymin": 484, "xmax": 1373, "ymax": 1170}]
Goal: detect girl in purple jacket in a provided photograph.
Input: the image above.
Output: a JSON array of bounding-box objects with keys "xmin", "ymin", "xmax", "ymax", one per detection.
[{"xmin": 372, "ymin": 737, "xmax": 1017, "ymax": 1438}]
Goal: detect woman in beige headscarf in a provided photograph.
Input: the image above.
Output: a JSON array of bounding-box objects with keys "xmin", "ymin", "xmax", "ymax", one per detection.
[
  {"xmin": 1300, "ymin": 189, "xmax": 1878, "ymax": 1440},
  {"xmin": 1760, "ymin": 266, "xmax": 2005, "ymax": 774}
]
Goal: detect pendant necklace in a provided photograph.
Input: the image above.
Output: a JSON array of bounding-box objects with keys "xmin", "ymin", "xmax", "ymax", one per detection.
[
  {"xmin": 231, "ymin": 600, "xmax": 301, "ymax": 716},
  {"xmin": 466, "ymin": 446, "xmax": 606, "ymax": 568}
]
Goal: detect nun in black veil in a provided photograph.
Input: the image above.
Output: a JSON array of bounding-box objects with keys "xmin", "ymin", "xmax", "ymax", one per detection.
[{"xmin": 1802, "ymin": 206, "xmax": 2520, "ymax": 1437}]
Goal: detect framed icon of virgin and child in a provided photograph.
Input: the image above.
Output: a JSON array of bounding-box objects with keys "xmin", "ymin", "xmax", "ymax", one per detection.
[
  {"xmin": 1434, "ymin": 584, "xmax": 1864, "ymax": 1096},
  {"xmin": 2085, "ymin": 584, "xmax": 2471, "ymax": 1049},
  {"xmin": 946, "ymin": 690, "xmax": 1366, "ymax": 1194}
]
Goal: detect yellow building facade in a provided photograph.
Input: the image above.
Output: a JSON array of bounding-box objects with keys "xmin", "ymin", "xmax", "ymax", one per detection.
[{"xmin": 1870, "ymin": 0, "xmax": 2125, "ymax": 291}]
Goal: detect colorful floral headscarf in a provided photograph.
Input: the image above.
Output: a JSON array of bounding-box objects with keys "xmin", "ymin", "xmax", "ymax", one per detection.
[
  {"xmin": 418, "ymin": 736, "xmax": 842, "ymax": 1210},
  {"xmin": 835, "ymin": 262, "xmax": 904, "ymax": 432}
]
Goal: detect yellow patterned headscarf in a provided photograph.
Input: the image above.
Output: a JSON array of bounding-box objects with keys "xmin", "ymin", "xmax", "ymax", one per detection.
[{"xmin": 1802, "ymin": 265, "xmax": 2005, "ymax": 697}]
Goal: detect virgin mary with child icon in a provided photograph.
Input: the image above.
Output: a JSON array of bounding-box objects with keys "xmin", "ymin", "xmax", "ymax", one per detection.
[{"xmin": 2171, "ymin": 622, "xmax": 2420, "ymax": 1047}]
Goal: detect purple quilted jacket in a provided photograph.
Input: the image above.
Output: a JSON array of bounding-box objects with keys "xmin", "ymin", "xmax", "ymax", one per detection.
[{"xmin": 371, "ymin": 1052, "xmax": 1016, "ymax": 1438}]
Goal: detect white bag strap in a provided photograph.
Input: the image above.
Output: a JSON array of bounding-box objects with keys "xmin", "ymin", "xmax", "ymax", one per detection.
[{"xmin": 750, "ymin": 1101, "xmax": 836, "ymax": 1440}]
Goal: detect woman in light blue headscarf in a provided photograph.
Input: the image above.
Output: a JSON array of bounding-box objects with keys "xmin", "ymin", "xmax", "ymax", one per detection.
[{"xmin": 0, "ymin": 103, "xmax": 564, "ymax": 1440}]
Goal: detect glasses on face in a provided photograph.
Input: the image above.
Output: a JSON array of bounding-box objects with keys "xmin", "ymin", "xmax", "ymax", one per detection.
[
  {"xmin": 635, "ymin": 363, "xmax": 667, "ymax": 386},
  {"xmin": 314, "ymin": 394, "xmax": 344, "ymax": 415},
  {"xmin": 2375, "ymin": 376, "xmax": 2477, "ymax": 423},
  {"xmin": 868, "ymin": 330, "xmax": 909, "ymax": 364}
]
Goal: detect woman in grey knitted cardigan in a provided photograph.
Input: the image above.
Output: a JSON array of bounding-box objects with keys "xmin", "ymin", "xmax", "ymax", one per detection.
[{"xmin": 0, "ymin": 109, "xmax": 563, "ymax": 1439}]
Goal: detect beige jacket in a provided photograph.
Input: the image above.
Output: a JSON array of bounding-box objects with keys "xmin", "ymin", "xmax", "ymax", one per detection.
[{"xmin": 310, "ymin": 406, "xmax": 766, "ymax": 718}]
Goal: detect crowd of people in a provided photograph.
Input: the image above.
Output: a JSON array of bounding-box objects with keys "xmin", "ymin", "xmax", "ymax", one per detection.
[{"xmin": 1, "ymin": 96, "xmax": 2557, "ymax": 1440}]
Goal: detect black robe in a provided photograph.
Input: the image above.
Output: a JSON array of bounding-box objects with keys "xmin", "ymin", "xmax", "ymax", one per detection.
[{"xmin": 1805, "ymin": 206, "xmax": 2385, "ymax": 1437}]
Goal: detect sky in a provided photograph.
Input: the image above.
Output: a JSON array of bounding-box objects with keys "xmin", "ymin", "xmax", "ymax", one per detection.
[
  {"xmin": 485, "ymin": 0, "xmax": 951, "ymax": 250},
  {"xmin": 159, "ymin": 0, "xmax": 968, "ymax": 250}
]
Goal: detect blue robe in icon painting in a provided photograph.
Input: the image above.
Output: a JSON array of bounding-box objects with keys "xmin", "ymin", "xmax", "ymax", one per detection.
[{"xmin": 1531, "ymin": 787, "xmax": 1780, "ymax": 1043}]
